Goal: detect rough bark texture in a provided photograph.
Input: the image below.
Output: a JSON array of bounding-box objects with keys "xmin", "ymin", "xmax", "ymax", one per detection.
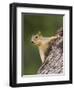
[{"xmin": 37, "ymin": 29, "xmax": 63, "ymax": 74}]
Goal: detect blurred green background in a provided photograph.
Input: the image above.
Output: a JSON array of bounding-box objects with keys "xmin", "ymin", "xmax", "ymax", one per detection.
[{"xmin": 22, "ymin": 13, "xmax": 63, "ymax": 75}]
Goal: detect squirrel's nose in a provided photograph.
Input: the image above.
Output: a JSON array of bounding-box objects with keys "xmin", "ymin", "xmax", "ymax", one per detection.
[{"xmin": 31, "ymin": 41, "xmax": 34, "ymax": 43}]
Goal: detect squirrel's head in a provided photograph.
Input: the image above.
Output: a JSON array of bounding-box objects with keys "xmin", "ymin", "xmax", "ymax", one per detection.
[{"xmin": 31, "ymin": 31, "xmax": 43, "ymax": 46}]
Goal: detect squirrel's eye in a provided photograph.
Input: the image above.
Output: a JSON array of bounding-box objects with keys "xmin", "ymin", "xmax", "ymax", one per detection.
[{"xmin": 35, "ymin": 36, "xmax": 38, "ymax": 38}]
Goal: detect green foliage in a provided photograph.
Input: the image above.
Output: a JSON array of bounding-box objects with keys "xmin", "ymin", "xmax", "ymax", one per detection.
[{"xmin": 22, "ymin": 14, "xmax": 63, "ymax": 75}]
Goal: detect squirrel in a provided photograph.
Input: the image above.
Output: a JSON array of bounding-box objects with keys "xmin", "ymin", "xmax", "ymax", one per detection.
[{"xmin": 31, "ymin": 31, "xmax": 60, "ymax": 63}]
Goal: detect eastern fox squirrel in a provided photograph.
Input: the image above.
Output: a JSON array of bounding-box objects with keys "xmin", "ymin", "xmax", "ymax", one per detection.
[{"xmin": 31, "ymin": 31, "xmax": 60, "ymax": 63}]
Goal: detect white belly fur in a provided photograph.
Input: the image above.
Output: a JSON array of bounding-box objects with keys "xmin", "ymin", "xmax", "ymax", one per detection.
[{"xmin": 39, "ymin": 49, "xmax": 45, "ymax": 63}]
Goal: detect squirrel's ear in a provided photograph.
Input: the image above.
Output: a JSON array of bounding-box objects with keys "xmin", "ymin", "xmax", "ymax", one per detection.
[{"xmin": 38, "ymin": 31, "xmax": 42, "ymax": 36}]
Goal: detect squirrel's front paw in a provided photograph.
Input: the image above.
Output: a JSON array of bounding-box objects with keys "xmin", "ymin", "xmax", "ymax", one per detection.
[{"xmin": 57, "ymin": 35, "xmax": 60, "ymax": 38}]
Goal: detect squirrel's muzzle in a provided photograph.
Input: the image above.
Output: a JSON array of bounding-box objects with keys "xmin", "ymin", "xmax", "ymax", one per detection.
[{"xmin": 31, "ymin": 40, "xmax": 34, "ymax": 44}]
